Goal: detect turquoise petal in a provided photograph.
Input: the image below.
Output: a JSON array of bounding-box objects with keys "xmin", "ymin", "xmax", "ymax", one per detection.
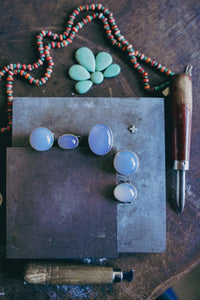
[
  {"xmin": 75, "ymin": 80, "xmax": 93, "ymax": 94},
  {"xmin": 91, "ymin": 71, "xmax": 104, "ymax": 84},
  {"xmin": 69, "ymin": 65, "xmax": 90, "ymax": 81},
  {"xmin": 103, "ymin": 64, "xmax": 121, "ymax": 78},
  {"xmin": 75, "ymin": 47, "xmax": 95, "ymax": 72},
  {"xmin": 95, "ymin": 52, "xmax": 113, "ymax": 71}
]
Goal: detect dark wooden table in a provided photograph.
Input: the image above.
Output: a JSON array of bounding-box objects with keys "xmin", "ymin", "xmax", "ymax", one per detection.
[{"xmin": 0, "ymin": 0, "xmax": 200, "ymax": 299}]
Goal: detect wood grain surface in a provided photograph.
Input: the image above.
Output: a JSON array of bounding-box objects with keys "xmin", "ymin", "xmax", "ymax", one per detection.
[
  {"xmin": 0, "ymin": 0, "xmax": 200, "ymax": 299},
  {"xmin": 171, "ymin": 74, "xmax": 192, "ymax": 162}
]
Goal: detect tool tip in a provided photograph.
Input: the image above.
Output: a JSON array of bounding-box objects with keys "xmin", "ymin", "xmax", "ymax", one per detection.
[
  {"xmin": 185, "ymin": 65, "xmax": 193, "ymax": 76},
  {"xmin": 123, "ymin": 270, "xmax": 134, "ymax": 282},
  {"xmin": 178, "ymin": 200, "xmax": 184, "ymax": 213},
  {"xmin": 176, "ymin": 170, "xmax": 185, "ymax": 213}
]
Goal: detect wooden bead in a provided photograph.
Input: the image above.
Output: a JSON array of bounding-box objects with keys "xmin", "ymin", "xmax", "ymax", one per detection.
[
  {"xmin": 143, "ymin": 72, "xmax": 148, "ymax": 77},
  {"xmin": 160, "ymin": 66, "xmax": 165, "ymax": 72},
  {"xmin": 131, "ymin": 58, "xmax": 137, "ymax": 63},
  {"xmin": 91, "ymin": 4, "xmax": 95, "ymax": 10},
  {"xmin": 140, "ymin": 54, "xmax": 145, "ymax": 60},
  {"xmin": 25, "ymin": 73, "xmax": 30, "ymax": 79},
  {"xmin": 157, "ymin": 63, "xmax": 162, "ymax": 69},
  {"xmin": 138, "ymin": 67, "xmax": 144, "ymax": 73},
  {"xmin": 45, "ymin": 72, "xmax": 51, "ymax": 78},
  {"xmin": 86, "ymin": 15, "xmax": 92, "ymax": 22},
  {"xmin": 146, "ymin": 57, "xmax": 151, "ymax": 63},
  {"xmin": 73, "ymin": 9, "xmax": 79, "ymax": 15},
  {"xmin": 166, "ymin": 70, "xmax": 171, "ymax": 75},
  {"xmin": 133, "ymin": 63, "xmax": 140, "ymax": 68}
]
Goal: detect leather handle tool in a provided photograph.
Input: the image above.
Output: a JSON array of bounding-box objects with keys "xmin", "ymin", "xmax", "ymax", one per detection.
[
  {"xmin": 170, "ymin": 65, "xmax": 193, "ymax": 212},
  {"xmin": 24, "ymin": 262, "xmax": 134, "ymax": 285}
]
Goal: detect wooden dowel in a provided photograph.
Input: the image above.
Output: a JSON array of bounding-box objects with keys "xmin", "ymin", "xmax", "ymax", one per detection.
[{"xmin": 24, "ymin": 262, "xmax": 114, "ymax": 285}]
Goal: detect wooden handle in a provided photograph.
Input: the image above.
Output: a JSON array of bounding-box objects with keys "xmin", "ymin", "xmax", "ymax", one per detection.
[
  {"xmin": 24, "ymin": 262, "xmax": 114, "ymax": 285},
  {"xmin": 171, "ymin": 73, "xmax": 192, "ymax": 167}
]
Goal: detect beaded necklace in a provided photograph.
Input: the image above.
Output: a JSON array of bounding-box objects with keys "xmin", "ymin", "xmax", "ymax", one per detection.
[{"xmin": 0, "ymin": 3, "xmax": 175, "ymax": 134}]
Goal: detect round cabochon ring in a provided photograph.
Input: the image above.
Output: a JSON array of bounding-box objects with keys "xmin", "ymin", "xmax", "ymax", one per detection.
[
  {"xmin": 113, "ymin": 150, "xmax": 139, "ymax": 175},
  {"xmin": 29, "ymin": 127, "xmax": 54, "ymax": 151}
]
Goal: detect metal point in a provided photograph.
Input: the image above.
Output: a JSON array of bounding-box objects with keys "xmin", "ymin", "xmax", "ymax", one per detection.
[
  {"xmin": 185, "ymin": 64, "xmax": 193, "ymax": 76},
  {"xmin": 123, "ymin": 270, "xmax": 134, "ymax": 282},
  {"xmin": 176, "ymin": 170, "xmax": 185, "ymax": 213},
  {"xmin": 113, "ymin": 269, "xmax": 134, "ymax": 282}
]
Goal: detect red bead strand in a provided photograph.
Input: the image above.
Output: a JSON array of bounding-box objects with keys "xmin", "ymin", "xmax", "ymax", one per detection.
[{"xmin": 0, "ymin": 3, "xmax": 175, "ymax": 134}]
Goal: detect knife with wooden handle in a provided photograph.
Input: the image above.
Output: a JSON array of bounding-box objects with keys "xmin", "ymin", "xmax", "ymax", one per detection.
[{"xmin": 171, "ymin": 65, "xmax": 193, "ymax": 212}]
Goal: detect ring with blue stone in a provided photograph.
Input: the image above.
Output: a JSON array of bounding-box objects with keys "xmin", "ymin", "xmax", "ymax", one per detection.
[
  {"xmin": 57, "ymin": 134, "xmax": 79, "ymax": 150},
  {"xmin": 113, "ymin": 150, "xmax": 139, "ymax": 175},
  {"xmin": 29, "ymin": 127, "xmax": 54, "ymax": 151},
  {"xmin": 88, "ymin": 124, "xmax": 113, "ymax": 155},
  {"xmin": 113, "ymin": 183, "xmax": 137, "ymax": 203}
]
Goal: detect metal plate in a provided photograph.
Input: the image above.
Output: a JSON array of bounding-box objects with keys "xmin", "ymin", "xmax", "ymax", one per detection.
[
  {"xmin": 7, "ymin": 147, "xmax": 117, "ymax": 259},
  {"xmin": 11, "ymin": 97, "xmax": 166, "ymax": 253}
]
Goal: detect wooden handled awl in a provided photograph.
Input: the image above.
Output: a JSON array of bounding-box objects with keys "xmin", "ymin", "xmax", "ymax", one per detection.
[
  {"xmin": 171, "ymin": 65, "xmax": 193, "ymax": 212},
  {"xmin": 24, "ymin": 262, "xmax": 134, "ymax": 285}
]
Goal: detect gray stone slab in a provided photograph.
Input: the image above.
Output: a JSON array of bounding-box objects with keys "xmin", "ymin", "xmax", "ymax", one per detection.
[{"xmin": 12, "ymin": 97, "xmax": 166, "ymax": 253}]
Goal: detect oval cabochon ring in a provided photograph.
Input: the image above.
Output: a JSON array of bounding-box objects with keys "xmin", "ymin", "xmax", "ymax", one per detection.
[
  {"xmin": 113, "ymin": 182, "xmax": 137, "ymax": 203},
  {"xmin": 88, "ymin": 124, "xmax": 113, "ymax": 155},
  {"xmin": 57, "ymin": 134, "xmax": 79, "ymax": 150}
]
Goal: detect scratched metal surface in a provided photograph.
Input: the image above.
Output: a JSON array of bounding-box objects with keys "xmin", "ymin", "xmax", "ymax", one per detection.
[
  {"xmin": 11, "ymin": 97, "xmax": 166, "ymax": 253},
  {"xmin": 7, "ymin": 147, "xmax": 117, "ymax": 259}
]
